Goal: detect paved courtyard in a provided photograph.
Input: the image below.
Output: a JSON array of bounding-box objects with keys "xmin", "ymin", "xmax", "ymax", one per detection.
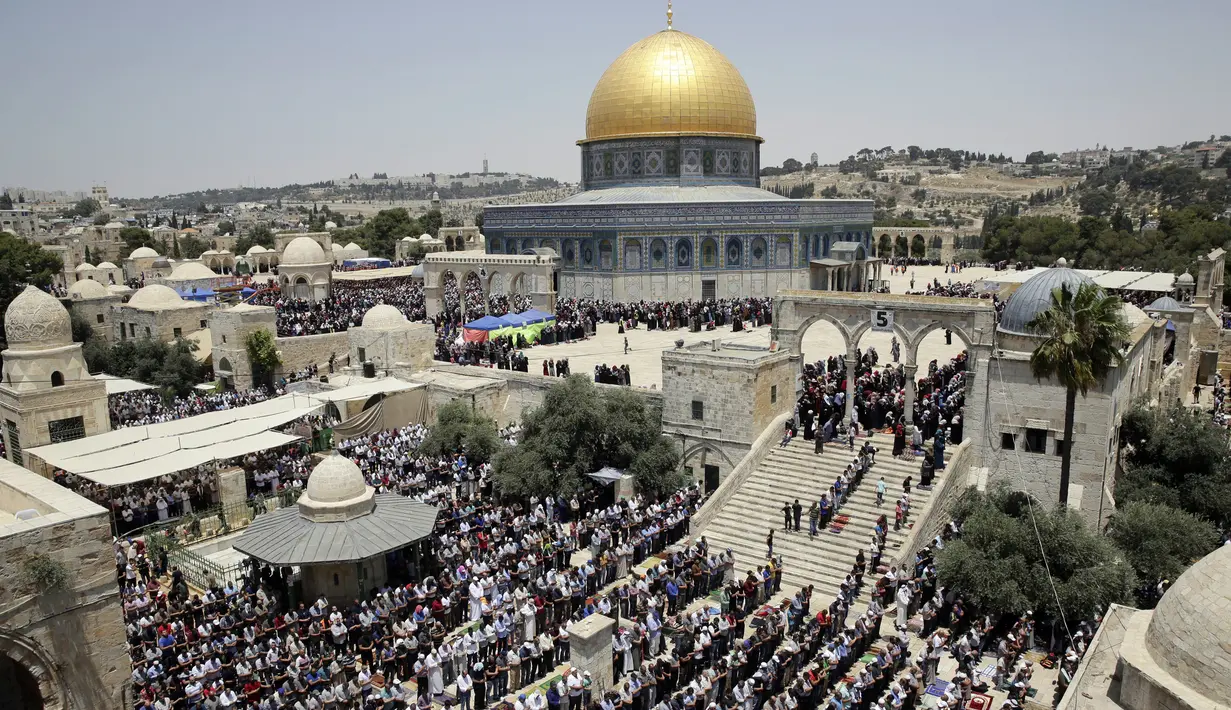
[{"xmin": 522, "ymin": 265, "xmax": 989, "ymax": 389}]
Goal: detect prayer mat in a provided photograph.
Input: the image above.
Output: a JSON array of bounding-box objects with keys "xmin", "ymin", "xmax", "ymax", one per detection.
[
  {"xmin": 925, "ymin": 681, "xmax": 952, "ymax": 697},
  {"xmin": 975, "ymin": 664, "xmax": 996, "ymax": 678},
  {"xmin": 967, "ymin": 693, "xmax": 993, "ymax": 710},
  {"xmin": 829, "ymin": 514, "xmax": 852, "ymax": 533},
  {"xmin": 859, "ymin": 654, "xmax": 877, "ymax": 664}
]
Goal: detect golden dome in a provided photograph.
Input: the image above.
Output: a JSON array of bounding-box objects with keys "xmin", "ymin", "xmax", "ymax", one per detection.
[{"xmin": 582, "ymin": 28, "xmax": 759, "ymax": 144}]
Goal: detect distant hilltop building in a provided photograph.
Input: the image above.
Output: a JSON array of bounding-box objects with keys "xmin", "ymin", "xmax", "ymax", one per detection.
[
  {"xmin": 810, "ymin": 152, "xmax": 819, "ymax": 166},
  {"xmin": 91, "ymin": 185, "xmax": 109, "ymax": 206}
]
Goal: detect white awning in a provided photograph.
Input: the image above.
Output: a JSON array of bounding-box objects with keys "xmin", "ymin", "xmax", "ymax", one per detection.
[
  {"xmin": 26, "ymin": 393, "xmax": 323, "ymax": 485},
  {"xmin": 1118, "ymin": 272, "xmax": 1175, "ymax": 292},
  {"xmin": 305, "ymin": 378, "xmax": 419, "ymax": 404},
  {"xmin": 94, "ymin": 375, "xmax": 156, "ymax": 395}
]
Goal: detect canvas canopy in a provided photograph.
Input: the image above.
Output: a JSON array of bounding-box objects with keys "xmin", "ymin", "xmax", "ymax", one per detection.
[
  {"xmin": 25, "ymin": 394, "xmax": 321, "ymax": 486},
  {"xmin": 587, "ymin": 466, "xmax": 625, "ymax": 484},
  {"xmin": 464, "ymin": 315, "xmax": 511, "ymax": 330},
  {"xmin": 518, "ymin": 309, "xmax": 555, "ymax": 324},
  {"xmin": 94, "ymin": 374, "xmax": 156, "ymax": 395}
]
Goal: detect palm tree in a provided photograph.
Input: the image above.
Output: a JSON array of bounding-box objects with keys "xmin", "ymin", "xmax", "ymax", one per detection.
[{"xmin": 1027, "ymin": 281, "xmax": 1131, "ymax": 507}]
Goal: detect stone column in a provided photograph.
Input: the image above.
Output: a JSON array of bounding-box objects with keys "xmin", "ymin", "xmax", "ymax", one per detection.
[
  {"xmin": 844, "ymin": 348, "xmax": 858, "ymax": 424},
  {"xmin": 217, "ymin": 467, "xmax": 250, "ymax": 525},
  {"xmin": 902, "ymin": 364, "xmax": 918, "ymax": 429},
  {"xmin": 570, "ymin": 613, "xmax": 615, "ymax": 695}
]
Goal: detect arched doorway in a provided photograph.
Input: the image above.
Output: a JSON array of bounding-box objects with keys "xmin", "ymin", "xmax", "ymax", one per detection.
[
  {"xmin": 894, "ymin": 235, "xmax": 908, "ymax": 258},
  {"xmin": 877, "ymin": 234, "xmax": 892, "ymax": 257},
  {"xmin": 463, "ymin": 271, "xmax": 484, "ymax": 320},
  {"xmin": 293, "ymin": 276, "xmax": 310, "ymax": 300},
  {"xmin": 0, "ymin": 654, "xmax": 45, "ymax": 709}
]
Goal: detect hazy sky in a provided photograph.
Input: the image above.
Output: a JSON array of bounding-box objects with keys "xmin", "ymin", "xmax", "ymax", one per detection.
[{"xmin": 3, "ymin": 0, "xmax": 1227, "ymax": 198}]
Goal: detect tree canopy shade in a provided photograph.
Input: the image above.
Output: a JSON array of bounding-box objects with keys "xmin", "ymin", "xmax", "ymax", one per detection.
[
  {"xmin": 419, "ymin": 400, "xmax": 502, "ymax": 467},
  {"xmin": 86, "ymin": 337, "xmax": 205, "ymax": 398},
  {"xmin": 492, "ymin": 376, "xmax": 685, "ymax": 500},
  {"xmin": 1116, "ymin": 404, "xmax": 1231, "ymax": 528},
  {"xmin": 0, "ymin": 232, "xmax": 63, "ymax": 327},
  {"xmin": 1027, "ymin": 282, "xmax": 1130, "ymax": 507},
  {"xmin": 333, "ymin": 208, "xmax": 421, "ymax": 260},
  {"xmin": 1105, "ymin": 501, "xmax": 1219, "ymax": 590},
  {"xmin": 119, "ymin": 226, "xmax": 155, "ymax": 260},
  {"xmin": 245, "ymin": 330, "xmax": 281, "ymax": 391},
  {"xmin": 234, "ymin": 225, "xmax": 274, "ymax": 256},
  {"xmin": 936, "ymin": 488, "xmax": 1136, "ymax": 621}
]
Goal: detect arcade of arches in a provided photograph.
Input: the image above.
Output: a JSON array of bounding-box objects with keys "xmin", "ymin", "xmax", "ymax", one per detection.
[
  {"xmin": 421, "ymin": 252, "xmax": 559, "ymax": 319},
  {"xmin": 771, "ymin": 290, "xmax": 996, "ymax": 426}
]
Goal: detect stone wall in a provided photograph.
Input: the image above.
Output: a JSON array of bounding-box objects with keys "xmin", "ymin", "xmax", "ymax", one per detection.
[
  {"xmin": 0, "ymin": 379, "xmax": 110, "ymax": 467},
  {"xmin": 67, "ymin": 297, "xmax": 121, "ymax": 345},
  {"xmin": 693, "ymin": 411, "xmax": 793, "ymax": 533},
  {"xmin": 662, "ymin": 343, "xmax": 794, "ymax": 477},
  {"xmin": 349, "ymin": 323, "xmax": 435, "ymax": 373},
  {"xmin": 114, "ymin": 304, "xmax": 210, "ymax": 344},
  {"xmin": 0, "ymin": 465, "xmax": 127, "ymax": 709},
  {"xmin": 275, "ymin": 332, "xmax": 350, "ymax": 377}
]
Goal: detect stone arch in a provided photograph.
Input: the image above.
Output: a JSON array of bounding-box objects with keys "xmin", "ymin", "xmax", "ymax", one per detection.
[
  {"xmin": 725, "ymin": 238, "xmax": 742, "ymax": 267},
  {"xmin": 293, "ymin": 275, "xmax": 310, "ymax": 300},
  {"xmin": 50, "ymin": 371, "xmax": 64, "ymax": 387},
  {"xmin": 649, "ymin": 239, "xmax": 667, "ymax": 269},
  {"xmin": 624, "ymin": 241, "xmax": 642, "ymax": 270},
  {"xmin": 0, "ymin": 630, "xmax": 67, "ymax": 710},
  {"xmin": 440, "ymin": 270, "xmax": 459, "ymax": 317},
  {"xmin": 904, "ymin": 320, "xmax": 975, "ymax": 365},
  {"xmin": 930, "ymin": 235, "xmax": 943, "ymax": 253},
  {"xmin": 598, "ymin": 239, "xmax": 613, "ymax": 269},
  {"xmin": 675, "ymin": 239, "xmax": 692, "ymax": 269},
  {"xmin": 507, "ymin": 271, "xmax": 528, "ymax": 296},
  {"xmin": 486, "ymin": 270, "xmax": 504, "ymax": 296},
  {"xmin": 218, "ymin": 357, "xmax": 232, "ymax": 373}
]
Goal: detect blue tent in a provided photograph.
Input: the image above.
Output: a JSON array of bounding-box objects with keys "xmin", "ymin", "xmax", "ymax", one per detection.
[
  {"xmin": 241, "ymin": 287, "xmax": 258, "ymax": 296},
  {"xmin": 500, "ymin": 312, "xmax": 532, "ymax": 327},
  {"xmin": 464, "ymin": 315, "xmax": 512, "ymax": 331},
  {"xmin": 517, "ymin": 309, "xmax": 556, "ymax": 324},
  {"xmin": 177, "ymin": 288, "xmax": 215, "ymax": 301}
]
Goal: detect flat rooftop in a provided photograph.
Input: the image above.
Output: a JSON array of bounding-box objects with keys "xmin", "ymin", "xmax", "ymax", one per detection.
[{"xmin": 0, "ymin": 457, "xmax": 108, "ymax": 537}]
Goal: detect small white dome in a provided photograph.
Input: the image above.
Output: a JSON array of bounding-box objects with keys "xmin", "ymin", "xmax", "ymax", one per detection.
[
  {"xmin": 419, "ymin": 233, "xmax": 431, "ymax": 240},
  {"xmin": 68, "ymin": 279, "xmax": 111, "ymax": 300},
  {"xmin": 246, "ymin": 245, "xmax": 267, "ymax": 256},
  {"xmin": 1177, "ymin": 271, "xmax": 1195, "ymax": 285},
  {"xmin": 128, "ymin": 284, "xmax": 184, "ymax": 308},
  {"xmin": 201, "ymin": 249, "xmax": 219, "ymax": 256},
  {"xmin": 75, "ymin": 263, "xmax": 96, "ymax": 272},
  {"xmin": 282, "ymin": 236, "xmax": 327, "ymax": 265},
  {"xmin": 344, "ymin": 242, "xmax": 362, "ymax": 250},
  {"xmin": 104, "ymin": 221, "xmax": 125, "ymax": 229},
  {"xmin": 129, "ymin": 246, "xmax": 159, "ymax": 259},
  {"xmin": 96, "ymin": 261, "xmax": 118, "ymax": 269},
  {"xmin": 303, "ymin": 454, "xmax": 368, "ymax": 504},
  {"xmin": 324, "ymin": 220, "xmax": 338, "ymax": 229},
  {"xmin": 4, "ymin": 286, "xmax": 72, "ymax": 351},
  {"xmin": 168, "ymin": 261, "xmax": 217, "ymax": 281},
  {"xmin": 361, "ymin": 304, "xmax": 408, "ymax": 330},
  {"xmin": 331, "ymin": 243, "xmax": 343, "ymax": 251},
  {"xmin": 219, "ymin": 249, "xmax": 232, "ymax": 255},
  {"xmin": 401, "ymin": 236, "xmax": 415, "ymax": 242}
]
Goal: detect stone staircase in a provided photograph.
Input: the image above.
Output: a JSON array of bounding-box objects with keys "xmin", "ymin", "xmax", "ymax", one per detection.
[{"xmin": 701, "ymin": 433, "xmax": 932, "ymax": 611}]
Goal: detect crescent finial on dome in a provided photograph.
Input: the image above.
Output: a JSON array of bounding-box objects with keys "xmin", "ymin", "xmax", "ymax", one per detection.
[{"xmin": 667, "ymin": 0, "xmax": 673, "ymax": 30}]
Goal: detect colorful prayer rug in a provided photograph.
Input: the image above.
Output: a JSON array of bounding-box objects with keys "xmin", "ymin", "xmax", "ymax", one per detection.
[{"xmin": 967, "ymin": 692, "xmax": 993, "ymax": 710}]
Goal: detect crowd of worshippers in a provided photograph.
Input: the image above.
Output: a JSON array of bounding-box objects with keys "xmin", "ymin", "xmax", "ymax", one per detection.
[
  {"xmin": 771, "ymin": 443, "xmax": 881, "ymax": 546},
  {"xmin": 556, "ymin": 297, "xmax": 774, "ymax": 334},
  {"xmin": 432, "ymin": 327, "xmax": 531, "ymax": 371},
  {"xmin": 250, "ymin": 278, "xmax": 426, "ymax": 337},
  {"xmin": 57, "ymin": 443, "xmax": 317, "ymax": 536},
  {"xmin": 110, "ymin": 388, "xmax": 279, "ymax": 429},
  {"xmin": 597, "ymin": 539, "xmax": 940, "ymax": 710},
  {"xmin": 336, "ymin": 424, "xmax": 491, "ymax": 505},
  {"xmin": 119, "ymin": 470, "xmax": 705, "ymax": 710},
  {"xmin": 1205, "ymin": 373, "xmax": 1230, "ymax": 427},
  {"xmin": 594, "ymin": 364, "xmax": 632, "ymax": 386},
  {"xmin": 486, "ymin": 293, "xmax": 534, "ymax": 317}
]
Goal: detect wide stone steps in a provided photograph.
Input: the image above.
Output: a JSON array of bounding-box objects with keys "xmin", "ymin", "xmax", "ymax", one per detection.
[{"xmin": 701, "ymin": 433, "xmax": 932, "ymax": 605}]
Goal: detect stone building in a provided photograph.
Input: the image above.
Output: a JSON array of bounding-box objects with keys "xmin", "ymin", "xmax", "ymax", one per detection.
[
  {"xmin": 437, "ymin": 226, "xmax": 483, "ymax": 252},
  {"xmin": 212, "ymin": 304, "xmax": 349, "ymax": 391},
  {"xmin": 966, "ymin": 265, "xmax": 1167, "ymax": 526},
  {"xmin": 347, "ymin": 305, "xmax": 435, "ymax": 375},
  {"xmin": 113, "ymin": 284, "xmax": 210, "ymax": 343},
  {"xmin": 159, "ymin": 260, "xmax": 228, "ymax": 294},
  {"xmin": 482, "ymin": 17, "xmax": 876, "ymax": 303},
  {"xmin": 0, "ymin": 457, "xmax": 128, "ymax": 709},
  {"xmin": 65, "ymin": 279, "xmax": 122, "ymax": 344},
  {"xmin": 1060, "ymin": 543, "xmax": 1231, "ymax": 709},
  {"xmin": 92, "ymin": 261, "xmax": 122, "ymax": 285},
  {"xmin": 1, "ymin": 287, "xmax": 110, "ymax": 466},
  {"xmin": 233, "ymin": 454, "xmax": 438, "ymax": 601},
  {"xmin": 123, "ymin": 245, "xmax": 161, "ymax": 282},
  {"xmin": 278, "ymin": 236, "xmax": 333, "ymax": 301},
  {"xmin": 661, "ymin": 340, "xmax": 794, "ymax": 491},
  {"xmin": 396, "ymin": 234, "xmax": 446, "ymax": 260}
]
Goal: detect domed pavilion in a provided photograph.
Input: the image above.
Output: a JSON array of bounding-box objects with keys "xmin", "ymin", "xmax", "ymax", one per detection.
[
  {"xmin": 481, "ymin": 8, "xmax": 878, "ymax": 302},
  {"xmin": 232, "ymin": 453, "xmax": 439, "ymax": 601},
  {"xmin": 1061, "ymin": 543, "xmax": 1231, "ymax": 708},
  {"xmin": 278, "ymin": 236, "xmax": 332, "ymax": 301},
  {"xmin": 1, "ymin": 286, "xmax": 110, "ymax": 464}
]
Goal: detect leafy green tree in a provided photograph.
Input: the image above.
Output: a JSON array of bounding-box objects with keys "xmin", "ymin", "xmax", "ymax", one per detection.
[
  {"xmin": 419, "ymin": 400, "xmax": 503, "ymax": 466},
  {"xmin": 64, "ymin": 198, "xmax": 100, "ymax": 218},
  {"xmin": 1078, "ymin": 189, "xmax": 1114, "ymax": 217},
  {"xmin": 153, "ymin": 338, "xmax": 205, "ymax": 398},
  {"xmin": 474, "ymin": 212, "xmax": 484, "ymax": 231},
  {"xmin": 1027, "ymin": 282, "xmax": 1130, "ymax": 507},
  {"xmin": 97, "ymin": 337, "xmax": 203, "ymax": 397},
  {"xmin": 178, "ymin": 234, "xmax": 210, "ymax": 259},
  {"xmin": 0, "ymin": 232, "xmax": 63, "ymax": 322},
  {"xmin": 234, "ymin": 224, "xmax": 275, "ymax": 255},
  {"xmin": 351, "ymin": 208, "xmax": 420, "ymax": 258},
  {"xmin": 420, "ymin": 209, "xmax": 444, "ymax": 238},
  {"xmin": 245, "ymin": 329, "xmax": 281, "ymax": 391},
  {"xmin": 937, "ymin": 488, "xmax": 1135, "ymax": 620},
  {"xmin": 70, "ymin": 311, "xmax": 94, "ymax": 344},
  {"xmin": 0, "ymin": 192, "xmax": 12, "ymax": 209},
  {"xmin": 92, "ymin": 214, "xmax": 110, "ymax": 226},
  {"xmin": 1117, "ymin": 404, "xmax": 1231, "ymax": 528},
  {"xmin": 492, "ymin": 376, "xmax": 686, "ymax": 499},
  {"xmin": 118, "ymin": 226, "xmax": 154, "ymax": 259},
  {"xmin": 1106, "ymin": 501, "xmax": 1219, "ymax": 588},
  {"xmin": 215, "ymin": 220, "xmax": 236, "ymax": 236}
]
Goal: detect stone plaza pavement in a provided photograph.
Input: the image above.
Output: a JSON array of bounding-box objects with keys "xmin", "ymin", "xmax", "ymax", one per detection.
[{"xmin": 523, "ymin": 265, "xmax": 990, "ymax": 389}]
